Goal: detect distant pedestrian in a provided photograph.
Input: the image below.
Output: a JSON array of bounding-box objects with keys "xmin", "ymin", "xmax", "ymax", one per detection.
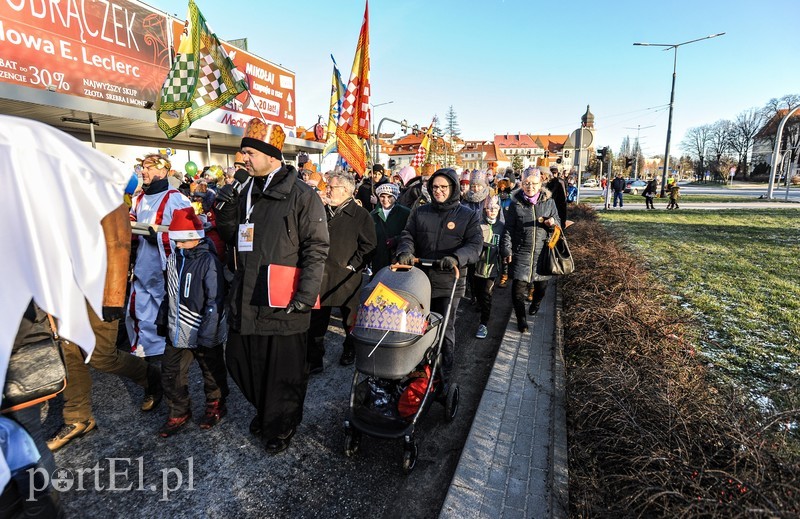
[
  {"xmin": 667, "ymin": 183, "xmax": 681, "ymax": 209},
  {"xmin": 611, "ymin": 173, "xmax": 626, "ymax": 208},
  {"xmin": 643, "ymin": 179, "xmax": 657, "ymax": 209},
  {"xmin": 156, "ymin": 208, "xmax": 229, "ymax": 437}
]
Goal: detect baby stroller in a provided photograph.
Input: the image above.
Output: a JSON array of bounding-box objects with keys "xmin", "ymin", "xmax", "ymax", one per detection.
[{"xmin": 343, "ymin": 260, "xmax": 460, "ymax": 474}]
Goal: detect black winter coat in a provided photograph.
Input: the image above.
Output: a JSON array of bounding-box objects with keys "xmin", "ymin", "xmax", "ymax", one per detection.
[
  {"xmin": 216, "ymin": 165, "xmax": 329, "ymax": 335},
  {"xmin": 370, "ymin": 203, "xmax": 411, "ymax": 273},
  {"xmin": 501, "ymin": 187, "xmax": 560, "ymax": 283},
  {"xmin": 396, "ymin": 169, "xmax": 482, "ymax": 298},
  {"xmin": 319, "ymin": 199, "xmax": 376, "ymax": 307}
]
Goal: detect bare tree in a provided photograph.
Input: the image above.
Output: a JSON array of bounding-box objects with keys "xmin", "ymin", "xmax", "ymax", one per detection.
[
  {"xmin": 728, "ymin": 108, "xmax": 765, "ymax": 180},
  {"xmin": 762, "ymin": 94, "xmax": 800, "ymax": 184},
  {"xmin": 680, "ymin": 125, "xmax": 712, "ymax": 180},
  {"xmin": 707, "ymin": 120, "xmax": 734, "ymax": 180}
]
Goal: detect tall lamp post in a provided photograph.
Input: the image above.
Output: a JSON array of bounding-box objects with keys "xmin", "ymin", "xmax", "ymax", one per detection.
[
  {"xmin": 634, "ymin": 32, "xmax": 725, "ymax": 197},
  {"xmin": 370, "ymin": 101, "xmax": 393, "ymax": 165}
]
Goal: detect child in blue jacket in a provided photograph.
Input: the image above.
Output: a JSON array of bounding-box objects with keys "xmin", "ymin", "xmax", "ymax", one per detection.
[{"xmin": 157, "ymin": 207, "xmax": 229, "ymax": 437}]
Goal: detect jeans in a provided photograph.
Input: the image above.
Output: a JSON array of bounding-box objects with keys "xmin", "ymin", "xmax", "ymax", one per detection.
[{"xmin": 613, "ymin": 191, "xmax": 624, "ymax": 207}]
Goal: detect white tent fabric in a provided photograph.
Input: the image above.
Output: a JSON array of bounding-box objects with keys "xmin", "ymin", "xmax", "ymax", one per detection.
[{"xmin": 0, "ymin": 115, "xmax": 130, "ymax": 489}]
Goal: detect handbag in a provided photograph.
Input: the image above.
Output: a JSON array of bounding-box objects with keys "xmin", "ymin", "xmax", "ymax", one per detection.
[
  {"xmin": 545, "ymin": 225, "xmax": 575, "ymax": 275},
  {"xmin": 2, "ymin": 314, "xmax": 68, "ymax": 414}
]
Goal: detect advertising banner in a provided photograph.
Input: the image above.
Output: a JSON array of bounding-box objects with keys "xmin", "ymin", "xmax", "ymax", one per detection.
[{"xmin": 0, "ymin": 0, "xmax": 173, "ymax": 107}]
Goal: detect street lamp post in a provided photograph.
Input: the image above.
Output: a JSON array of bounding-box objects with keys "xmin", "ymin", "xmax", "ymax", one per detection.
[
  {"xmin": 634, "ymin": 33, "xmax": 725, "ymax": 197},
  {"xmin": 370, "ymin": 101, "xmax": 393, "ymax": 166}
]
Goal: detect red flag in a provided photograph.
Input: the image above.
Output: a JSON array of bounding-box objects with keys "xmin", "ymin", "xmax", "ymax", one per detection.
[{"xmin": 336, "ymin": 1, "xmax": 370, "ymax": 176}]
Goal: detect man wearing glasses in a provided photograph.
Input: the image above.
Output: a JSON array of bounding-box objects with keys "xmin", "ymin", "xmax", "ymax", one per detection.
[
  {"xmin": 306, "ymin": 171, "xmax": 376, "ymax": 372},
  {"xmin": 395, "ymin": 168, "xmax": 482, "ymax": 390},
  {"xmin": 128, "ymin": 153, "xmax": 191, "ymax": 363}
]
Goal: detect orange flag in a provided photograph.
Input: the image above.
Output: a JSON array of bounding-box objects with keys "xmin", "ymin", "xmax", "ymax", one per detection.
[{"xmin": 336, "ymin": 1, "xmax": 370, "ymax": 176}]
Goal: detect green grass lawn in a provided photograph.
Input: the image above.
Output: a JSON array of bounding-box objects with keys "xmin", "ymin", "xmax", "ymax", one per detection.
[{"xmin": 600, "ymin": 208, "xmax": 800, "ymax": 412}]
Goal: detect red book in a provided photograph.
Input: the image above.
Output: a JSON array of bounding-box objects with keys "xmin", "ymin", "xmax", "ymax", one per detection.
[{"xmin": 267, "ymin": 264, "xmax": 322, "ymax": 309}]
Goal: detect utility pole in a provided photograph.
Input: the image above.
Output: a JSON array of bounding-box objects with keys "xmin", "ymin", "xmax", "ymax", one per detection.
[{"xmin": 624, "ymin": 124, "xmax": 655, "ymax": 180}]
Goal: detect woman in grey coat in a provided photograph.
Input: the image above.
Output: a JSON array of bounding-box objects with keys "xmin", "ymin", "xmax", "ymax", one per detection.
[{"xmin": 501, "ymin": 169, "xmax": 560, "ymax": 333}]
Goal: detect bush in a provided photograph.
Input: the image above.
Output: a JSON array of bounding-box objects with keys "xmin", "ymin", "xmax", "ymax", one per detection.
[{"xmin": 563, "ymin": 204, "xmax": 799, "ymax": 518}]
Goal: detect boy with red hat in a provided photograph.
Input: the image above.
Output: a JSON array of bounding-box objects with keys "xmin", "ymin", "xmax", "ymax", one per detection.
[{"xmin": 156, "ymin": 207, "xmax": 229, "ymax": 437}]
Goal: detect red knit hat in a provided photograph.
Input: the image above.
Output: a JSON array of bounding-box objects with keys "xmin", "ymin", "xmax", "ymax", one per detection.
[{"xmin": 169, "ymin": 207, "xmax": 205, "ymax": 241}]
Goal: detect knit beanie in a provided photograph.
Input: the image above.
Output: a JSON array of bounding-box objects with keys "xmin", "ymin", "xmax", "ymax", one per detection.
[
  {"xmin": 375, "ymin": 182, "xmax": 400, "ymax": 199},
  {"xmin": 169, "ymin": 207, "xmax": 205, "ymax": 241}
]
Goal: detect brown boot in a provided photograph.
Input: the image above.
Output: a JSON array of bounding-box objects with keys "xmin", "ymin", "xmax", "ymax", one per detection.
[
  {"xmin": 498, "ymin": 274, "xmax": 508, "ymax": 288},
  {"xmin": 47, "ymin": 418, "xmax": 97, "ymax": 451}
]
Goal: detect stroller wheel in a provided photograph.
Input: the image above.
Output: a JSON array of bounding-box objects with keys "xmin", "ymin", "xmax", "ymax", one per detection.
[
  {"xmin": 344, "ymin": 429, "xmax": 361, "ymax": 458},
  {"xmin": 445, "ymin": 384, "xmax": 460, "ymax": 422},
  {"xmin": 401, "ymin": 442, "xmax": 418, "ymax": 474}
]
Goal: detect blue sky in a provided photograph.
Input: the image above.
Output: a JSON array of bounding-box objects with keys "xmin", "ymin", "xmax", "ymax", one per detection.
[{"xmin": 153, "ymin": 0, "xmax": 799, "ymax": 158}]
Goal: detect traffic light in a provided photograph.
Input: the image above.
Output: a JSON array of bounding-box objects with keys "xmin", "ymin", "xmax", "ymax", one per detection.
[
  {"xmin": 388, "ymin": 158, "xmax": 396, "ymax": 169},
  {"xmin": 596, "ymin": 147, "xmax": 608, "ymax": 161},
  {"xmin": 625, "ymin": 157, "xmax": 633, "ymax": 169}
]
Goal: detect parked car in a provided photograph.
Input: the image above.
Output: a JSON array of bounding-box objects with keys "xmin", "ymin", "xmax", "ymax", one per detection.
[
  {"xmin": 582, "ymin": 178, "xmax": 598, "ymax": 188},
  {"xmin": 624, "ymin": 180, "xmax": 647, "ymax": 194}
]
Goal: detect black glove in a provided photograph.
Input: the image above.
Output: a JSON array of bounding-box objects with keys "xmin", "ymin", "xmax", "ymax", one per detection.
[
  {"xmin": 215, "ymin": 184, "xmax": 237, "ymax": 206},
  {"xmin": 143, "ymin": 226, "xmax": 158, "ymax": 245},
  {"xmin": 102, "ymin": 306, "xmax": 125, "ymax": 322},
  {"xmin": 440, "ymin": 256, "xmax": 458, "ymax": 271},
  {"xmin": 396, "ymin": 252, "xmax": 414, "ymax": 266},
  {"xmin": 285, "ymin": 299, "xmax": 312, "ymax": 314}
]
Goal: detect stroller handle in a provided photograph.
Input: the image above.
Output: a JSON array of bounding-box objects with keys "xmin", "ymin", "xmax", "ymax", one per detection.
[{"xmin": 391, "ymin": 258, "xmax": 460, "ymax": 280}]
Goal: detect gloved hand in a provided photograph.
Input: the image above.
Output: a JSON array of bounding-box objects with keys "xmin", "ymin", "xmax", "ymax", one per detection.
[
  {"xmin": 102, "ymin": 306, "xmax": 125, "ymax": 322},
  {"xmin": 396, "ymin": 252, "xmax": 414, "ymax": 266},
  {"xmin": 215, "ymin": 184, "xmax": 237, "ymax": 206},
  {"xmin": 143, "ymin": 226, "xmax": 158, "ymax": 245},
  {"xmin": 440, "ymin": 256, "xmax": 458, "ymax": 271},
  {"xmin": 285, "ymin": 299, "xmax": 312, "ymax": 314}
]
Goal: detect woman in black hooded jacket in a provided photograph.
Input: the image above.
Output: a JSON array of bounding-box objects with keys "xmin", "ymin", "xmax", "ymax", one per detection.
[{"xmin": 395, "ymin": 168, "xmax": 483, "ymax": 386}]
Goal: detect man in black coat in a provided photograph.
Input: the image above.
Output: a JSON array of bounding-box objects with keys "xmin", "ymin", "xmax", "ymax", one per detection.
[
  {"xmin": 215, "ymin": 121, "xmax": 329, "ymax": 455},
  {"xmin": 307, "ymin": 171, "xmax": 376, "ymax": 372},
  {"xmin": 395, "ymin": 168, "xmax": 482, "ymax": 387},
  {"xmin": 355, "ymin": 164, "xmax": 389, "ymax": 211}
]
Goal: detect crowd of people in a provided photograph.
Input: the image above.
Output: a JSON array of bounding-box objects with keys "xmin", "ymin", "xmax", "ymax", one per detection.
[{"xmin": 5, "ymin": 116, "xmax": 575, "ymax": 516}]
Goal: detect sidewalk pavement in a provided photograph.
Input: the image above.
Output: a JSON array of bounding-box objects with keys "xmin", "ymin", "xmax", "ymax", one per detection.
[{"xmin": 440, "ymin": 279, "xmax": 568, "ymax": 518}]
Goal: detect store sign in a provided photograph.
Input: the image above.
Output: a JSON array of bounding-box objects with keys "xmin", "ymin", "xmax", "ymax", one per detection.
[
  {"xmin": 0, "ymin": 0, "xmax": 172, "ymax": 107},
  {"xmin": 0, "ymin": 0, "xmax": 296, "ymax": 134}
]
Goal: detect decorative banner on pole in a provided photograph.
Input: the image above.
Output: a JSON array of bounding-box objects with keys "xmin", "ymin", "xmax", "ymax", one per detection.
[
  {"xmin": 323, "ymin": 55, "xmax": 346, "ymax": 158},
  {"xmin": 335, "ymin": 1, "xmax": 371, "ymax": 176},
  {"xmin": 156, "ymin": 0, "xmax": 247, "ymax": 139},
  {"xmin": 411, "ymin": 120, "xmax": 435, "ymax": 168}
]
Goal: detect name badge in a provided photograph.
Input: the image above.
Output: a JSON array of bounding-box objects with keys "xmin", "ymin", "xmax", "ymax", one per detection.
[{"xmin": 238, "ymin": 223, "xmax": 255, "ymax": 252}]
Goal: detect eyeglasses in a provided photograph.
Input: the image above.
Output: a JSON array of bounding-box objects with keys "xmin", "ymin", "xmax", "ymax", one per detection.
[
  {"xmin": 522, "ymin": 182, "xmax": 540, "ymax": 187},
  {"xmin": 326, "ymin": 184, "xmax": 347, "ymax": 191},
  {"xmin": 431, "ymin": 185, "xmax": 450, "ymax": 191}
]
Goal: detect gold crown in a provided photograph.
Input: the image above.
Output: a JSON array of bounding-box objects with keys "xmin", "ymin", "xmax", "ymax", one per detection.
[{"xmin": 244, "ymin": 118, "xmax": 285, "ymax": 152}]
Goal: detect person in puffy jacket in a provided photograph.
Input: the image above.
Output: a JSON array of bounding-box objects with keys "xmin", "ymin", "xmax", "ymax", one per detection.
[
  {"xmin": 395, "ymin": 168, "xmax": 482, "ymax": 387},
  {"xmin": 156, "ymin": 208, "xmax": 229, "ymax": 438}
]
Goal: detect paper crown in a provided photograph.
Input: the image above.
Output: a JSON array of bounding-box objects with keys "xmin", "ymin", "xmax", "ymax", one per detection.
[{"xmin": 241, "ymin": 118, "xmax": 286, "ymax": 160}]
